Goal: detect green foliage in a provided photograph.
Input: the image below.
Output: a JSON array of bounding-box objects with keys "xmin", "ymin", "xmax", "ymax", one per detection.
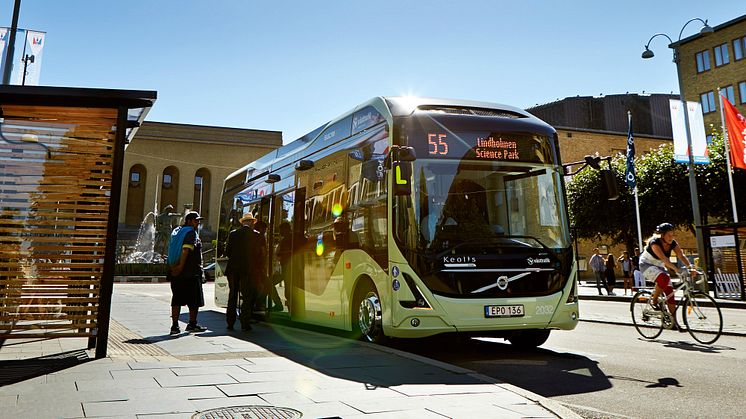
[{"xmin": 567, "ymin": 134, "xmax": 746, "ymax": 252}]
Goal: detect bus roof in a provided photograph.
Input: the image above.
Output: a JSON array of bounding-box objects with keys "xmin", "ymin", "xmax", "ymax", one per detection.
[{"xmin": 224, "ymin": 96, "xmax": 549, "ymax": 188}]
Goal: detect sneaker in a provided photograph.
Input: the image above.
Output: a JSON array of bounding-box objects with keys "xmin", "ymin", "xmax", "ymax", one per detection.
[
  {"xmin": 170, "ymin": 325, "xmax": 180, "ymax": 335},
  {"xmin": 185, "ymin": 323, "xmax": 207, "ymax": 333},
  {"xmin": 609, "ymin": 291, "xmax": 617, "ymax": 296}
]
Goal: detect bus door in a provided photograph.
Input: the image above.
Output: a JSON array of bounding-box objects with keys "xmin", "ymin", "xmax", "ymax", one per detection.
[
  {"xmin": 269, "ymin": 191, "xmax": 294, "ymax": 314},
  {"xmin": 298, "ymin": 156, "xmax": 347, "ymax": 326}
]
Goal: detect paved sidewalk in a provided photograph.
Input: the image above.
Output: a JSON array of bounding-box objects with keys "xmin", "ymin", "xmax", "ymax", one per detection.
[{"xmin": 0, "ymin": 286, "xmax": 579, "ymax": 419}]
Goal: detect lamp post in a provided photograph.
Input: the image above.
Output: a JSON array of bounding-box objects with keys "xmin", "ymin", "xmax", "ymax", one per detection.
[{"xmin": 641, "ymin": 18, "xmax": 714, "ymax": 266}]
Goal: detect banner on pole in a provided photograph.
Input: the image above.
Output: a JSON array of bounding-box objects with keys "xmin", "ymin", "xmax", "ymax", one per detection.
[
  {"xmin": 669, "ymin": 99, "xmax": 710, "ymax": 164},
  {"xmin": 625, "ymin": 116, "xmax": 636, "ymax": 189}
]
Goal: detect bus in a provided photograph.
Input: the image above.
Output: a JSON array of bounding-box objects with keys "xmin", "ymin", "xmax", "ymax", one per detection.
[{"xmin": 214, "ymin": 96, "xmax": 578, "ymax": 347}]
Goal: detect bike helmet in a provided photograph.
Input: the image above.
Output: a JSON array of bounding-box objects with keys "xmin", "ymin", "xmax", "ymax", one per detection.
[{"xmin": 655, "ymin": 223, "xmax": 674, "ymax": 234}]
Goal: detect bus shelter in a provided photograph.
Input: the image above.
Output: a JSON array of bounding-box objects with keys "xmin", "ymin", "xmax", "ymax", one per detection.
[
  {"xmin": 0, "ymin": 85, "xmax": 156, "ymax": 358},
  {"xmin": 702, "ymin": 223, "xmax": 746, "ymax": 301}
]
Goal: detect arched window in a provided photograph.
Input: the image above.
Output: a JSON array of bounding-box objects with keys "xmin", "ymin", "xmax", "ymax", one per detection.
[
  {"xmin": 125, "ymin": 164, "xmax": 146, "ymax": 226},
  {"xmin": 194, "ymin": 168, "xmax": 211, "ymax": 224},
  {"xmin": 160, "ymin": 166, "xmax": 179, "ymax": 213}
]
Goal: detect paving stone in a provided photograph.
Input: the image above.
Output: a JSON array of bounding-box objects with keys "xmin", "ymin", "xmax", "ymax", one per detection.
[
  {"xmin": 296, "ymin": 385, "xmax": 404, "ymax": 403},
  {"xmin": 76, "ymin": 377, "xmax": 161, "ymax": 392},
  {"xmin": 190, "ymin": 395, "xmax": 266, "ymax": 411},
  {"xmin": 155, "ymin": 373, "xmax": 238, "ymax": 388},
  {"xmin": 8, "ymin": 398, "xmax": 84, "ymax": 418},
  {"xmin": 257, "ymin": 391, "xmax": 315, "ymax": 407},
  {"xmin": 291, "ymin": 401, "xmax": 363, "ymax": 418},
  {"xmin": 169, "ymin": 365, "xmax": 247, "ymax": 377},
  {"xmin": 110, "ymin": 368, "xmax": 177, "ymax": 380},
  {"xmin": 0, "ymin": 394, "xmax": 18, "ymax": 407},
  {"xmin": 83, "ymin": 397, "xmax": 196, "ymax": 417},
  {"xmin": 218, "ymin": 380, "xmax": 305, "ymax": 397}
]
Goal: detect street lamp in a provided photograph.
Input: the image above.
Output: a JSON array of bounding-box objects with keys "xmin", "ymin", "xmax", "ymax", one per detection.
[{"xmin": 641, "ymin": 18, "xmax": 714, "ymax": 267}]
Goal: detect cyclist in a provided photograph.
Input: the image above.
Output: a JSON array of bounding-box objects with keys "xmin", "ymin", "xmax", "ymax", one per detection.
[{"xmin": 638, "ymin": 222, "xmax": 696, "ymax": 329}]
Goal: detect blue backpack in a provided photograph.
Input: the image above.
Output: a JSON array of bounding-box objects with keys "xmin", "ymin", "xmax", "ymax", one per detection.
[{"xmin": 168, "ymin": 226, "xmax": 194, "ymax": 265}]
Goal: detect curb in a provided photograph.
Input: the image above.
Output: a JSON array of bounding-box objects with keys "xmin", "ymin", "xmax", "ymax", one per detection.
[{"xmin": 578, "ymin": 293, "xmax": 746, "ymax": 310}]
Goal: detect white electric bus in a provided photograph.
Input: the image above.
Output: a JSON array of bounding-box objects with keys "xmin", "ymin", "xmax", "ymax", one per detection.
[{"xmin": 214, "ymin": 97, "xmax": 578, "ymax": 347}]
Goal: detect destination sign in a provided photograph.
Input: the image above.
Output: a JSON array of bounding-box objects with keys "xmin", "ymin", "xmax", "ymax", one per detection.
[{"xmin": 421, "ymin": 131, "xmax": 545, "ymax": 162}]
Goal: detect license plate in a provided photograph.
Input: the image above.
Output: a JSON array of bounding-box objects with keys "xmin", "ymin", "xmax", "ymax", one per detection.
[{"xmin": 484, "ymin": 304, "xmax": 524, "ymax": 318}]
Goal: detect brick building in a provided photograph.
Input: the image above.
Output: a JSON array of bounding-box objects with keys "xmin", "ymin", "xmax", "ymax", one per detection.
[
  {"xmin": 528, "ymin": 94, "xmax": 698, "ymax": 274},
  {"xmin": 672, "ymin": 14, "xmax": 746, "ymax": 131}
]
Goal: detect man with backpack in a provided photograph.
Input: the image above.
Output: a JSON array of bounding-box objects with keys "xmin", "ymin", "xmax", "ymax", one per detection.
[{"xmin": 167, "ymin": 211, "xmax": 207, "ymax": 335}]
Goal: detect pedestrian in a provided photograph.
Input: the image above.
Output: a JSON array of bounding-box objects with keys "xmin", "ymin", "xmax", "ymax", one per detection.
[
  {"xmin": 631, "ymin": 248, "xmax": 641, "ymax": 272},
  {"xmin": 617, "ymin": 251, "xmax": 632, "ymax": 295},
  {"xmin": 605, "ymin": 253, "xmax": 617, "ymax": 295},
  {"xmin": 167, "ymin": 211, "xmax": 207, "ymax": 335},
  {"xmin": 224, "ymin": 212, "xmax": 255, "ymax": 330},
  {"xmin": 239, "ymin": 218, "xmax": 266, "ymax": 329},
  {"xmin": 588, "ymin": 248, "xmax": 607, "ymax": 296}
]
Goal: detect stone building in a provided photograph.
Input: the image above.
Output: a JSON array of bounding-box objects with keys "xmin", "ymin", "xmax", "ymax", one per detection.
[
  {"xmin": 118, "ymin": 121, "xmax": 282, "ymax": 244},
  {"xmin": 672, "ymin": 13, "xmax": 746, "ymax": 131}
]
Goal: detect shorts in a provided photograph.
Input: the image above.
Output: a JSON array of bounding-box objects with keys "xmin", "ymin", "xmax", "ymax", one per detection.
[{"xmin": 169, "ymin": 272, "xmax": 205, "ymax": 308}]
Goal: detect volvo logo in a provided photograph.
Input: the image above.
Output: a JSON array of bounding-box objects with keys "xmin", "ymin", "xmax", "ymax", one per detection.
[
  {"xmin": 527, "ymin": 257, "xmax": 550, "ymax": 265},
  {"xmin": 497, "ymin": 276, "xmax": 509, "ymax": 290}
]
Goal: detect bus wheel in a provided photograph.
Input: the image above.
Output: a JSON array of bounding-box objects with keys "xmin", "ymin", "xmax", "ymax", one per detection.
[
  {"xmin": 507, "ymin": 329, "xmax": 550, "ymax": 349},
  {"xmin": 353, "ymin": 282, "xmax": 385, "ymax": 343}
]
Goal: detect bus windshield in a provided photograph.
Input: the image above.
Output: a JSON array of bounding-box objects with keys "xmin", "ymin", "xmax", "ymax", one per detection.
[{"xmin": 397, "ymin": 159, "xmax": 570, "ymax": 253}]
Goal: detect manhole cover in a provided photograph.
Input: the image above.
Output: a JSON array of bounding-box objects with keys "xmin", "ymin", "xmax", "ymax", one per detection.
[{"xmin": 193, "ymin": 405, "xmax": 302, "ymax": 419}]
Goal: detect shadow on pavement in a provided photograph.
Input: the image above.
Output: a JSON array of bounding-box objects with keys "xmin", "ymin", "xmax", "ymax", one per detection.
[
  {"xmin": 0, "ymin": 349, "xmax": 90, "ymax": 386},
  {"xmin": 170, "ymin": 310, "xmax": 517, "ymax": 388},
  {"xmin": 388, "ymin": 334, "xmax": 613, "ymax": 397}
]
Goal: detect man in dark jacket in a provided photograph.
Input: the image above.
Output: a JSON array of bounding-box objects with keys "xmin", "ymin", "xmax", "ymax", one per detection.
[{"xmin": 224, "ymin": 212, "xmax": 256, "ymax": 330}]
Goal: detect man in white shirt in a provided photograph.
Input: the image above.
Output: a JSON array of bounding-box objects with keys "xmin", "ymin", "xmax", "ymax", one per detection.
[{"xmin": 588, "ymin": 248, "xmax": 608, "ymax": 296}]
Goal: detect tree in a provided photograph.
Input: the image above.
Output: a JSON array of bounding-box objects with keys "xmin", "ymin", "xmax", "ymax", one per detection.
[{"xmin": 567, "ymin": 134, "xmax": 746, "ymax": 254}]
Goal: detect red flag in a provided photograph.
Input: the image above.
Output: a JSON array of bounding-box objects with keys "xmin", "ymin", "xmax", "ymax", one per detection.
[{"xmin": 722, "ymin": 96, "xmax": 746, "ymax": 170}]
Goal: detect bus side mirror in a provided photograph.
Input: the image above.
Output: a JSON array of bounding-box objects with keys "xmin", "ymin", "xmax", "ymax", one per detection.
[
  {"xmin": 601, "ymin": 169, "xmax": 619, "ymax": 200},
  {"xmin": 392, "ymin": 161, "xmax": 412, "ymax": 196}
]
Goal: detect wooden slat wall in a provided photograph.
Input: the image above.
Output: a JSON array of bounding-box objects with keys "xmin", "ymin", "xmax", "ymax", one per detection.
[{"xmin": 0, "ymin": 105, "xmax": 118, "ymax": 339}]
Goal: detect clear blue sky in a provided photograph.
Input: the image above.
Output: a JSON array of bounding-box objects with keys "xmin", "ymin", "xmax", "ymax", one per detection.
[{"xmin": 2, "ymin": 1, "xmax": 742, "ymax": 143}]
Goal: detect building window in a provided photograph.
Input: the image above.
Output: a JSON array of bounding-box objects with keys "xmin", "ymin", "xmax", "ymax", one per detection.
[
  {"xmin": 740, "ymin": 81, "xmax": 746, "ymax": 104},
  {"xmin": 714, "ymin": 43, "xmax": 730, "ymax": 67},
  {"xmin": 734, "ymin": 37, "xmax": 745, "ymax": 61},
  {"xmin": 130, "ymin": 171, "xmax": 140, "ymax": 182},
  {"xmin": 721, "ymin": 85, "xmax": 735, "ymax": 104},
  {"xmin": 696, "ymin": 50, "xmax": 711, "ymax": 72},
  {"xmin": 700, "ymin": 91, "xmax": 716, "ymax": 114},
  {"xmin": 163, "ymin": 173, "xmax": 173, "ymax": 188}
]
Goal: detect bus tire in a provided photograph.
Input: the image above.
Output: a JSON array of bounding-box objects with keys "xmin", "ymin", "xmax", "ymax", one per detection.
[
  {"xmin": 352, "ymin": 279, "xmax": 385, "ymax": 343},
  {"xmin": 507, "ymin": 329, "xmax": 550, "ymax": 349}
]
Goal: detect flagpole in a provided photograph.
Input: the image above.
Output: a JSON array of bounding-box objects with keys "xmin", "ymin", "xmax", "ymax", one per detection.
[
  {"xmin": 627, "ymin": 111, "xmax": 644, "ymax": 252},
  {"xmin": 718, "ymin": 88, "xmax": 739, "ymax": 223}
]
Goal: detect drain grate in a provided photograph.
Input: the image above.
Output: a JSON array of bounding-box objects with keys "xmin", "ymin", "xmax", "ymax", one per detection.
[{"xmin": 193, "ymin": 405, "xmax": 302, "ymax": 419}]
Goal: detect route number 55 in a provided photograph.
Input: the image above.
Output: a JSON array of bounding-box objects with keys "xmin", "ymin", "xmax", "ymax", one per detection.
[{"xmin": 428, "ymin": 133, "xmax": 449, "ymax": 156}]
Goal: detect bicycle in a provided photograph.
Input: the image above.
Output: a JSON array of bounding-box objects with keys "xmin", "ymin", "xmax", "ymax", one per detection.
[{"xmin": 630, "ymin": 267, "xmax": 723, "ymax": 344}]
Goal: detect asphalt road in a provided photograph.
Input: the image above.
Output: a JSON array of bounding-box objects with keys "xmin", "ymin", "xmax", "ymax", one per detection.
[{"xmin": 391, "ymin": 313, "xmax": 746, "ymax": 419}]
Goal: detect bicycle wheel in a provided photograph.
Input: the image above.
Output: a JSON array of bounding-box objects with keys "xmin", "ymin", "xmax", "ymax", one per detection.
[
  {"xmin": 682, "ymin": 292, "xmax": 723, "ymax": 345},
  {"xmin": 631, "ymin": 290, "xmax": 663, "ymax": 339}
]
